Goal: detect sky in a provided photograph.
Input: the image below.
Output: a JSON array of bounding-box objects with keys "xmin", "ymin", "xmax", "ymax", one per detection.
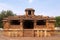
[{"xmin": 0, "ymin": 0, "xmax": 60, "ymax": 17}]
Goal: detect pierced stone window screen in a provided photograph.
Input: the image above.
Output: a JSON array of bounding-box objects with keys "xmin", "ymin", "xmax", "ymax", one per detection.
[
  {"xmin": 10, "ymin": 20, "xmax": 20, "ymax": 25},
  {"xmin": 36, "ymin": 20, "xmax": 46, "ymax": 25}
]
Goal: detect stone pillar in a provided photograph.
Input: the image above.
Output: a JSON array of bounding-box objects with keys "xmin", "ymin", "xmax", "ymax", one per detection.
[
  {"xmin": 40, "ymin": 30, "xmax": 43, "ymax": 37},
  {"xmin": 46, "ymin": 20, "xmax": 49, "ymax": 28},
  {"xmin": 20, "ymin": 22, "xmax": 23, "ymax": 37},
  {"xmin": 25, "ymin": 11, "xmax": 28, "ymax": 17},
  {"xmin": 37, "ymin": 30, "xmax": 39, "ymax": 37},
  {"xmin": 20, "ymin": 20, "xmax": 23, "ymax": 29},
  {"xmin": 34, "ymin": 20, "xmax": 36, "ymax": 29},
  {"xmin": 44, "ymin": 30, "xmax": 47, "ymax": 37},
  {"xmin": 31, "ymin": 11, "xmax": 34, "ymax": 17},
  {"xmin": 9, "ymin": 31, "xmax": 11, "ymax": 37}
]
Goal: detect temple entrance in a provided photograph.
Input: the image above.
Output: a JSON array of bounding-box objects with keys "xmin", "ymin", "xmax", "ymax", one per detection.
[
  {"xmin": 23, "ymin": 20, "xmax": 34, "ymax": 29},
  {"xmin": 23, "ymin": 20, "xmax": 34, "ymax": 37}
]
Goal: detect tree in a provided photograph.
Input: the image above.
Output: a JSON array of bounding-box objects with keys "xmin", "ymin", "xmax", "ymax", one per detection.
[
  {"xmin": 55, "ymin": 16, "xmax": 60, "ymax": 27},
  {"xmin": 0, "ymin": 10, "xmax": 16, "ymax": 28},
  {"xmin": 6, "ymin": 10, "xmax": 16, "ymax": 17},
  {"xmin": 0, "ymin": 10, "xmax": 6, "ymax": 28}
]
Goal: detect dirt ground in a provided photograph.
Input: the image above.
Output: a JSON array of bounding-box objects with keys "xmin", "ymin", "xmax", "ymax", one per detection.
[{"xmin": 0, "ymin": 34, "xmax": 60, "ymax": 40}]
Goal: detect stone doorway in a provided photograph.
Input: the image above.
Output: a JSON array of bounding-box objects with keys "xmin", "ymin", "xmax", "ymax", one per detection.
[
  {"xmin": 23, "ymin": 20, "xmax": 34, "ymax": 37},
  {"xmin": 23, "ymin": 20, "xmax": 34, "ymax": 29}
]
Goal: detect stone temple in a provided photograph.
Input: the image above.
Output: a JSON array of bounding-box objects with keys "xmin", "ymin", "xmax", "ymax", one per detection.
[{"xmin": 2, "ymin": 8, "xmax": 55, "ymax": 37}]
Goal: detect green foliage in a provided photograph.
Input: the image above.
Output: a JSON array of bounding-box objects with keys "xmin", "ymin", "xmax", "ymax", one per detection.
[
  {"xmin": 55, "ymin": 16, "xmax": 60, "ymax": 27},
  {"xmin": 0, "ymin": 10, "xmax": 16, "ymax": 28}
]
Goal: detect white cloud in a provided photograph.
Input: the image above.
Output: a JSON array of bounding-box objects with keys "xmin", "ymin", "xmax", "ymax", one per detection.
[
  {"xmin": 0, "ymin": 3, "xmax": 12, "ymax": 11},
  {"xmin": 0, "ymin": 3, "xmax": 21, "ymax": 15},
  {"xmin": 28, "ymin": 0, "xmax": 33, "ymax": 3}
]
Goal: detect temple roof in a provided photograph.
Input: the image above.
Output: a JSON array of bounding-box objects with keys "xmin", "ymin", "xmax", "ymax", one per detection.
[{"xmin": 25, "ymin": 8, "xmax": 35, "ymax": 11}]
